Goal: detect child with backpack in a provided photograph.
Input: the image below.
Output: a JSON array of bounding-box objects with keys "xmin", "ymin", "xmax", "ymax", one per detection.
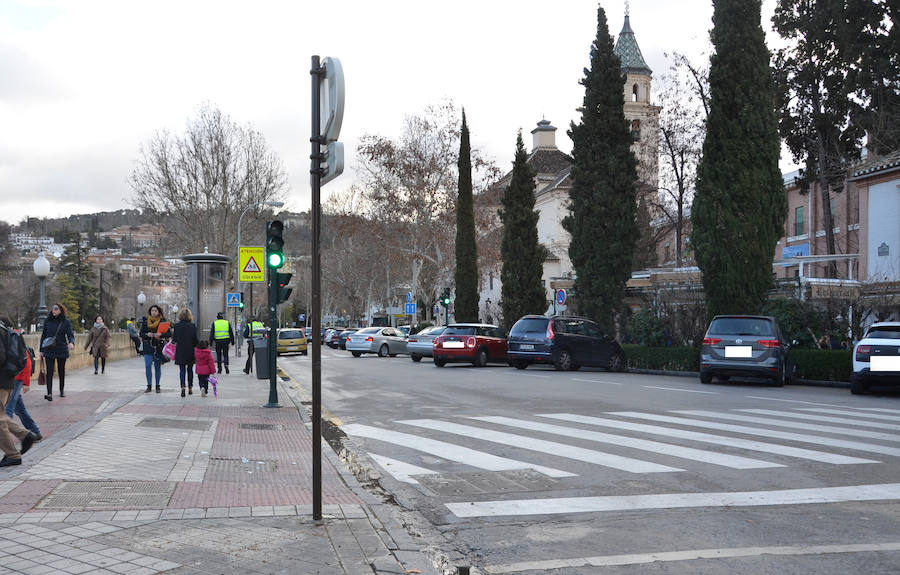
[{"xmin": 194, "ymin": 340, "xmax": 217, "ymax": 398}]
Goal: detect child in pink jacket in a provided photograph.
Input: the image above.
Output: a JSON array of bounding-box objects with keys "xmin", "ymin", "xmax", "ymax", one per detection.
[{"xmin": 194, "ymin": 340, "xmax": 216, "ymax": 398}]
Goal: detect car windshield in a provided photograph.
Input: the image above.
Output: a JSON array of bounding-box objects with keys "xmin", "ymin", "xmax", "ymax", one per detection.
[
  {"xmin": 416, "ymin": 326, "xmax": 444, "ymax": 336},
  {"xmin": 357, "ymin": 327, "xmax": 380, "ymax": 334},
  {"xmin": 510, "ymin": 318, "xmax": 549, "ymax": 335},
  {"xmin": 279, "ymin": 330, "xmax": 304, "ymax": 339},
  {"xmin": 865, "ymin": 327, "xmax": 900, "ymax": 339},
  {"xmin": 444, "ymin": 326, "xmax": 476, "ymax": 336},
  {"xmin": 708, "ymin": 317, "xmax": 775, "ymax": 336}
]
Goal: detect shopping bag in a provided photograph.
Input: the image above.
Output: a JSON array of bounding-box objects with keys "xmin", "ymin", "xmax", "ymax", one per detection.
[
  {"xmin": 209, "ymin": 375, "xmax": 218, "ymax": 397},
  {"xmin": 162, "ymin": 341, "xmax": 176, "ymax": 361}
]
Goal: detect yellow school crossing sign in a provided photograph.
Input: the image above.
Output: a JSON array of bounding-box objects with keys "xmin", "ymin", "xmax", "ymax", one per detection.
[{"xmin": 239, "ymin": 246, "xmax": 266, "ymax": 282}]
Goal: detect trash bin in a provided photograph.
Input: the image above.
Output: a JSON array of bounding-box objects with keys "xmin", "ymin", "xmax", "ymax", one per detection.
[{"xmin": 253, "ymin": 336, "xmax": 269, "ymax": 380}]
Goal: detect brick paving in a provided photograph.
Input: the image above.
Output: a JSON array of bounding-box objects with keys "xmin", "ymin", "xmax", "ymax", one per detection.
[{"xmin": 0, "ymin": 354, "xmax": 441, "ymax": 574}]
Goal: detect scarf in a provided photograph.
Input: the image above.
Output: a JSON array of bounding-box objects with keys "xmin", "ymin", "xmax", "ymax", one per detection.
[
  {"xmin": 147, "ymin": 316, "xmax": 161, "ymax": 331},
  {"xmin": 93, "ymin": 322, "xmax": 104, "ymax": 329}
]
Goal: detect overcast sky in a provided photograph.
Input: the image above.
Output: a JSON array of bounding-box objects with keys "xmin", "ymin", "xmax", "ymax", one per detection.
[{"xmin": 0, "ymin": 0, "xmax": 786, "ymax": 227}]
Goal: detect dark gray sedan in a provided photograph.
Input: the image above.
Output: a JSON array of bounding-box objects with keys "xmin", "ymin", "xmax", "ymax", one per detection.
[
  {"xmin": 406, "ymin": 326, "xmax": 446, "ymax": 362},
  {"xmin": 346, "ymin": 327, "xmax": 407, "ymax": 357}
]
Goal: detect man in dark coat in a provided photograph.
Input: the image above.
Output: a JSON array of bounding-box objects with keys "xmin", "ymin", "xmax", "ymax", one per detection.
[
  {"xmin": 0, "ymin": 318, "xmax": 39, "ymax": 467},
  {"xmin": 208, "ymin": 312, "xmax": 235, "ymax": 374}
]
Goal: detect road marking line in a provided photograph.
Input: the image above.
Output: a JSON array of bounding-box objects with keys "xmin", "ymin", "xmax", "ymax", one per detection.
[
  {"xmin": 677, "ymin": 409, "xmax": 900, "ymax": 439},
  {"xmin": 738, "ymin": 409, "xmax": 900, "ymax": 438},
  {"xmin": 745, "ymin": 396, "xmax": 853, "ymax": 408},
  {"xmin": 642, "ymin": 385, "xmax": 718, "ymax": 395},
  {"xmin": 613, "ymin": 412, "xmax": 900, "ymax": 457},
  {"xmin": 367, "ymin": 453, "xmax": 435, "ymax": 484},
  {"xmin": 799, "ymin": 408, "xmax": 900, "ymax": 422},
  {"xmin": 482, "ymin": 542, "xmax": 900, "ymax": 573},
  {"xmin": 538, "ymin": 413, "xmax": 875, "ymax": 464},
  {"xmin": 572, "ymin": 378, "xmax": 622, "ymax": 385},
  {"xmin": 470, "ymin": 416, "xmax": 781, "ymax": 469},
  {"xmin": 445, "ymin": 483, "xmax": 900, "ymax": 518},
  {"xmin": 518, "ymin": 373, "xmax": 551, "ymax": 379},
  {"xmin": 399, "ymin": 419, "xmax": 682, "ymax": 473},
  {"xmin": 859, "ymin": 408, "xmax": 900, "ymax": 414},
  {"xmin": 341, "ymin": 424, "xmax": 575, "ymax": 478}
]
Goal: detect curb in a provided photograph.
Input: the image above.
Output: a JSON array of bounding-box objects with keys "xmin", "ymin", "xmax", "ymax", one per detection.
[{"xmin": 625, "ymin": 367, "xmax": 850, "ymax": 388}]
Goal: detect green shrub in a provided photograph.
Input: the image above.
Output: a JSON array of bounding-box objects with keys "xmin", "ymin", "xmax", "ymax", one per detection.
[
  {"xmin": 788, "ymin": 349, "xmax": 852, "ymax": 382},
  {"xmin": 623, "ymin": 345, "xmax": 699, "ymax": 371},
  {"xmin": 630, "ymin": 309, "xmax": 667, "ymax": 347}
]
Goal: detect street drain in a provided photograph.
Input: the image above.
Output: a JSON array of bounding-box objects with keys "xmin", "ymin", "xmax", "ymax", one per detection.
[
  {"xmin": 38, "ymin": 481, "xmax": 176, "ymax": 509},
  {"xmin": 238, "ymin": 423, "xmax": 284, "ymax": 431},
  {"xmin": 137, "ymin": 417, "xmax": 213, "ymax": 431}
]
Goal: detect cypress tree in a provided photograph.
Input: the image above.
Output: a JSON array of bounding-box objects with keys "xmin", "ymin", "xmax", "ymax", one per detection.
[
  {"xmin": 500, "ymin": 132, "xmax": 548, "ymax": 330},
  {"xmin": 454, "ymin": 110, "xmax": 479, "ymax": 322},
  {"xmin": 563, "ymin": 5, "xmax": 639, "ymax": 335},
  {"xmin": 692, "ymin": 0, "xmax": 786, "ymax": 317}
]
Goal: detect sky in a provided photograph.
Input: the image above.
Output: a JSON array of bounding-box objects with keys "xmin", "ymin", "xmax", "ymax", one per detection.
[{"xmin": 0, "ymin": 0, "xmax": 787, "ymax": 227}]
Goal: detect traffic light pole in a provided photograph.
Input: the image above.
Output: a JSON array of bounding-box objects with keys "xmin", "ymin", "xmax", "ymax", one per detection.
[
  {"xmin": 265, "ymin": 268, "xmax": 280, "ymax": 408},
  {"xmin": 310, "ymin": 55, "xmax": 324, "ymax": 521}
]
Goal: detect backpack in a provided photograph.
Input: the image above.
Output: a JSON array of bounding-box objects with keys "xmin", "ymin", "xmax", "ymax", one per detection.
[{"xmin": 0, "ymin": 324, "xmax": 29, "ymax": 379}]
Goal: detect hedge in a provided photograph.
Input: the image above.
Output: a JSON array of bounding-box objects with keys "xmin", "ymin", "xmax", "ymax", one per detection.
[
  {"xmin": 788, "ymin": 349, "xmax": 852, "ymax": 382},
  {"xmin": 623, "ymin": 345, "xmax": 699, "ymax": 372}
]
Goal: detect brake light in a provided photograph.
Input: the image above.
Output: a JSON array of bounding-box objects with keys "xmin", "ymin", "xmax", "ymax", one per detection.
[
  {"xmin": 466, "ymin": 337, "xmax": 476, "ymax": 348},
  {"xmin": 703, "ymin": 337, "xmax": 722, "ymax": 345},
  {"xmin": 365, "ymin": 337, "xmax": 374, "ymax": 342},
  {"xmin": 758, "ymin": 340, "xmax": 781, "ymax": 348},
  {"xmin": 409, "ymin": 338, "xmax": 418, "ymax": 342},
  {"xmin": 856, "ymin": 345, "xmax": 871, "ymax": 362},
  {"xmin": 546, "ymin": 321, "xmax": 556, "ymax": 341},
  {"xmin": 434, "ymin": 337, "xmax": 442, "ymax": 348}
]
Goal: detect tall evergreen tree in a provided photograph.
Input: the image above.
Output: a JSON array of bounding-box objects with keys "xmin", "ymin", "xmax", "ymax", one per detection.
[
  {"xmin": 454, "ymin": 110, "xmax": 479, "ymax": 322},
  {"xmin": 500, "ymin": 132, "xmax": 547, "ymax": 330},
  {"xmin": 563, "ymin": 4, "xmax": 639, "ymax": 335},
  {"xmin": 692, "ymin": 0, "xmax": 786, "ymax": 317},
  {"xmin": 58, "ymin": 232, "xmax": 98, "ymax": 328}
]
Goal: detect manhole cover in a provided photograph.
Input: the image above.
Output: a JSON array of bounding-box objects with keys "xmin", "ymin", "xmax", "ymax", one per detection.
[
  {"xmin": 207, "ymin": 459, "xmax": 277, "ymax": 473},
  {"xmin": 417, "ymin": 469, "xmax": 560, "ymax": 496},
  {"xmin": 38, "ymin": 481, "xmax": 176, "ymax": 509},
  {"xmin": 138, "ymin": 417, "xmax": 212, "ymax": 431},
  {"xmin": 238, "ymin": 423, "xmax": 284, "ymax": 431}
]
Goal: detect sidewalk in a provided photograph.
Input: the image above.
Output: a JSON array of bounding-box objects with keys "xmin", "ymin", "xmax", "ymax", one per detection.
[{"xmin": 0, "ymin": 353, "xmax": 441, "ymax": 575}]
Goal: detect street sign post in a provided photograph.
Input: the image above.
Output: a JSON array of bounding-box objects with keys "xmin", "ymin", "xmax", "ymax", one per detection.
[
  {"xmin": 405, "ymin": 302, "xmax": 416, "ymax": 315},
  {"xmin": 239, "ymin": 247, "xmax": 266, "ymax": 282},
  {"xmin": 226, "ymin": 292, "xmax": 242, "ymax": 308}
]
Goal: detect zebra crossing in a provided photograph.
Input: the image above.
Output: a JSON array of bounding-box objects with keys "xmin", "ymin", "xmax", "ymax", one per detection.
[{"xmin": 341, "ymin": 406, "xmax": 900, "ymax": 517}]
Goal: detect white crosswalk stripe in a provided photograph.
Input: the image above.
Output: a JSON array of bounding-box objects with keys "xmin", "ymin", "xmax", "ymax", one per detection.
[
  {"xmin": 737, "ymin": 409, "xmax": 900, "ymax": 438},
  {"xmin": 798, "ymin": 408, "xmax": 900, "ymax": 422},
  {"xmin": 677, "ymin": 409, "xmax": 900, "ymax": 440}
]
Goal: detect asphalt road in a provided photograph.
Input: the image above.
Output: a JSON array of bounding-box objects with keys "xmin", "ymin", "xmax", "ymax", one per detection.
[{"xmin": 280, "ymin": 347, "xmax": 900, "ymax": 575}]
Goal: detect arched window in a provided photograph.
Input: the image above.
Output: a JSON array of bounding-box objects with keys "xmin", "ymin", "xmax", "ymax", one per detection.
[
  {"xmin": 631, "ymin": 119, "xmax": 641, "ymax": 131},
  {"xmin": 632, "ymin": 84, "xmax": 639, "ymax": 102}
]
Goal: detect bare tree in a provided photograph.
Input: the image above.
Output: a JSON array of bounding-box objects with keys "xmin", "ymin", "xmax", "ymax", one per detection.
[{"xmin": 130, "ymin": 103, "xmax": 288, "ymax": 282}]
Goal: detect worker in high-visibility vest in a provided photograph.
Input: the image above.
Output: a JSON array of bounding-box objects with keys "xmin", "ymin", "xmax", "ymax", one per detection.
[
  {"xmin": 207, "ymin": 312, "xmax": 235, "ymax": 374},
  {"xmin": 242, "ymin": 319, "xmax": 266, "ymax": 374}
]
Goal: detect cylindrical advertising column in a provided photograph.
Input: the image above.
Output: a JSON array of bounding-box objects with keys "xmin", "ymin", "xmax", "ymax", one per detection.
[{"xmin": 182, "ymin": 253, "xmax": 231, "ymax": 340}]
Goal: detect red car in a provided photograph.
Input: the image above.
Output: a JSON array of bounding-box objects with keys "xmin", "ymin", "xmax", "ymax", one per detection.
[{"xmin": 432, "ymin": 323, "xmax": 507, "ymax": 367}]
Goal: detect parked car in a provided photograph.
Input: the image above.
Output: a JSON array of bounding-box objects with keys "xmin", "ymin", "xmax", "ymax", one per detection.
[
  {"xmin": 432, "ymin": 323, "xmax": 507, "ymax": 367},
  {"xmin": 507, "ymin": 315, "xmax": 626, "ymax": 371},
  {"xmin": 700, "ymin": 315, "xmax": 796, "ymax": 386},
  {"xmin": 851, "ymin": 321, "xmax": 900, "ymax": 395},
  {"xmin": 276, "ymin": 328, "xmax": 307, "ymax": 356},
  {"xmin": 407, "ymin": 326, "xmax": 446, "ymax": 362},
  {"xmin": 398, "ymin": 325, "xmax": 412, "ymax": 337},
  {"xmin": 346, "ymin": 327, "xmax": 407, "ymax": 357},
  {"xmin": 326, "ymin": 329, "xmax": 346, "ymax": 348},
  {"xmin": 338, "ymin": 328, "xmax": 359, "ymax": 350}
]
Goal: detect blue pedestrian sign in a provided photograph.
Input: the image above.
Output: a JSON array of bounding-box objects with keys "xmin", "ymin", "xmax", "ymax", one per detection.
[
  {"xmin": 226, "ymin": 292, "xmax": 242, "ymax": 307},
  {"xmin": 405, "ymin": 302, "xmax": 416, "ymax": 315}
]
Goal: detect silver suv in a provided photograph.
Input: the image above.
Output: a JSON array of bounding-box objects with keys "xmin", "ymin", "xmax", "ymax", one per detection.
[{"xmin": 700, "ymin": 315, "xmax": 795, "ymax": 386}]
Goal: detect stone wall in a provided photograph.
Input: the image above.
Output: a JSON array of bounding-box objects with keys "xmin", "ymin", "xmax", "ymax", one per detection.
[{"xmin": 23, "ymin": 332, "xmax": 137, "ymax": 371}]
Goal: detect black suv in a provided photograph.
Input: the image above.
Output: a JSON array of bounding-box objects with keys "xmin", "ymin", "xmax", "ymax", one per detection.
[
  {"xmin": 506, "ymin": 315, "xmax": 626, "ymax": 371},
  {"xmin": 700, "ymin": 315, "xmax": 795, "ymax": 386}
]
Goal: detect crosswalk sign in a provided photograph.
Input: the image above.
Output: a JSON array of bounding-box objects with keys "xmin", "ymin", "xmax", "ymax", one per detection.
[
  {"xmin": 239, "ymin": 246, "xmax": 266, "ymax": 282},
  {"xmin": 226, "ymin": 293, "xmax": 242, "ymax": 307}
]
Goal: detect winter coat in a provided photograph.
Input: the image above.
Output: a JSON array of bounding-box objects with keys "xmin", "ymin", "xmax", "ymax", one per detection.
[
  {"xmin": 84, "ymin": 325, "xmax": 111, "ymax": 359},
  {"xmin": 40, "ymin": 315, "xmax": 75, "ymax": 359},
  {"xmin": 194, "ymin": 348, "xmax": 216, "ymax": 375},
  {"xmin": 140, "ymin": 317, "xmax": 171, "ymax": 358},
  {"xmin": 172, "ymin": 320, "xmax": 198, "ymax": 365}
]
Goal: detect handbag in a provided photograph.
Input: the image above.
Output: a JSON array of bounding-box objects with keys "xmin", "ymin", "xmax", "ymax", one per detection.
[
  {"xmin": 37, "ymin": 358, "xmax": 46, "ymax": 386},
  {"xmin": 41, "ymin": 322, "xmax": 62, "ymax": 351},
  {"xmin": 162, "ymin": 341, "xmax": 176, "ymax": 361}
]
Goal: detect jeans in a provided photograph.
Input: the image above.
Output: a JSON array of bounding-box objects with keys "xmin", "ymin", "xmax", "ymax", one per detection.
[
  {"xmin": 144, "ymin": 354, "xmax": 162, "ymax": 388},
  {"xmin": 179, "ymin": 364, "xmax": 194, "ymax": 388},
  {"xmin": 5, "ymin": 381, "xmax": 40, "ymax": 436}
]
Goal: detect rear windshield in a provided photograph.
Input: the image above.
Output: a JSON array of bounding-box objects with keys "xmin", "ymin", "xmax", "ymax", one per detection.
[
  {"xmin": 416, "ymin": 326, "xmax": 445, "ymax": 336},
  {"xmin": 279, "ymin": 330, "xmax": 304, "ymax": 339},
  {"xmin": 510, "ymin": 318, "xmax": 549, "ymax": 335},
  {"xmin": 357, "ymin": 327, "xmax": 379, "ymax": 334},
  {"xmin": 866, "ymin": 327, "xmax": 900, "ymax": 339},
  {"xmin": 708, "ymin": 317, "xmax": 775, "ymax": 336},
  {"xmin": 444, "ymin": 326, "xmax": 476, "ymax": 336}
]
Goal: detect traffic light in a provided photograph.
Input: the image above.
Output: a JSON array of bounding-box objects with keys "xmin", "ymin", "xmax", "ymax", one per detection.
[
  {"xmin": 441, "ymin": 288, "xmax": 451, "ymax": 307},
  {"xmin": 266, "ymin": 220, "xmax": 285, "ymax": 269},
  {"xmin": 239, "ymin": 292, "xmax": 245, "ymax": 310},
  {"xmin": 275, "ymin": 272, "xmax": 293, "ymax": 305}
]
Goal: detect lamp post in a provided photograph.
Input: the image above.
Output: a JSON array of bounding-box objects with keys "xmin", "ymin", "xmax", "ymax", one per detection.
[
  {"xmin": 236, "ymin": 200, "xmax": 284, "ymax": 356},
  {"xmin": 137, "ymin": 291, "xmax": 146, "ymax": 319},
  {"xmin": 33, "ymin": 252, "xmax": 51, "ymax": 330},
  {"xmin": 172, "ymin": 304, "xmax": 179, "ymax": 318}
]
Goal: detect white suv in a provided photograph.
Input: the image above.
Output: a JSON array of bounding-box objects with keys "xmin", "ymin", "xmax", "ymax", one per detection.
[{"xmin": 851, "ymin": 322, "xmax": 900, "ymax": 394}]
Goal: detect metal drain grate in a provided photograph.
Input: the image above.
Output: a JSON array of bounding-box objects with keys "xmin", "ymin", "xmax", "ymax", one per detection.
[
  {"xmin": 238, "ymin": 423, "xmax": 284, "ymax": 431},
  {"xmin": 137, "ymin": 417, "xmax": 212, "ymax": 431},
  {"xmin": 417, "ymin": 469, "xmax": 560, "ymax": 496},
  {"xmin": 38, "ymin": 481, "xmax": 176, "ymax": 509}
]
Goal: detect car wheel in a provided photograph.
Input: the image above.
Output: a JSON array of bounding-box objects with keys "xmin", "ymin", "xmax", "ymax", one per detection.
[
  {"xmin": 473, "ymin": 349, "xmax": 488, "ymax": 368},
  {"xmin": 772, "ymin": 369, "xmax": 786, "ymax": 387},
  {"xmin": 554, "ymin": 349, "xmax": 574, "ymax": 371},
  {"xmin": 351, "ymin": 352, "xmax": 361, "ymax": 358},
  {"xmin": 607, "ymin": 352, "xmax": 625, "ymax": 372},
  {"xmin": 378, "ymin": 344, "xmax": 389, "ymax": 358},
  {"xmin": 410, "ymin": 354, "xmax": 422, "ymax": 362},
  {"xmin": 434, "ymin": 358, "xmax": 446, "ymax": 368},
  {"xmin": 850, "ymin": 377, "xmax": 868, "ymax": 395},
  {"xmin": 512, "ymin": 360, "xmax": 528, "ymax": 370},
  {"xmin": 700, "ymin": 371, "xmax": 713, "ymax": 384},
  {"xmin": 301, "ymin": 350, "xmax": 308, "ymax": 356}
]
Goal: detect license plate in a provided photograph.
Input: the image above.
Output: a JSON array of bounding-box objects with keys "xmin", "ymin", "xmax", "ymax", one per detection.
[
  {"xmin": 725, "ymin": 346, "xmax": 752, "ymax": 358},
  {"xmin": 519, "ymin": 344, "xmax": 534, "ymax": 350},
  {"xmin": 443, "ymin": 341, "xmax": 464, "ymax": 349},
  {"xmin": 871, "ymin": 356, "xmax": 900, "ymax": 371}
]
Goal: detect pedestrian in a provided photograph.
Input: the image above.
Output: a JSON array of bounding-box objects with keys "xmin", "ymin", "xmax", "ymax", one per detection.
[
  {"xmin": 84, "ymin": 315, "xmax": 111, "ymax": 375},
  {"xmin": 194, "ymin": 340, "xmax": 216, "ymax": 398},
  {"xmin": 172, "ymin": 307, "xmax": 198, "ymax": 397},
  {"xmin": 127, "ymin": 318, "xmax": 141, "ymax": 355},
  {"xmin": 0, "ymin": 315, "xmax": 41, "ymax": 443},
  {"xmin": 0, "ymin": 317, "xmax": 39, "ymax": 467},
  {"xmin": 208, "ymin": 312, "xmax": 235, "ymax": 374},
  {"xmin": 140, "ymin": 304, "xmax": 171, "ymax": 393},
  {"xmin": 39, "ymin": 302, "xmax": 75, "ymax": 401},
  {"xmin": 242, "ymin": 317, "xmax": 265, "ymax": 374}
]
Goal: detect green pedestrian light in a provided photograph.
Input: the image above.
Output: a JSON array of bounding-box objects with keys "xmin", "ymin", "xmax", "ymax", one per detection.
[{"xmin": 266, "ymin": 220, "xmax": 286, "ymax": 269}]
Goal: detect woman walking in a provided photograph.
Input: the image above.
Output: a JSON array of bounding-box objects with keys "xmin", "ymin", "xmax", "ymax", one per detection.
[
  {"xmin": 84, "ymin": 315, "xmax": 111, "ymax": 375},
  {"xmin": 39, "ymin": 303, "xmax": 75, "ymax": 401},
  {"xmin": 172, "ymin": 308, "xmax": 198, "ymax": 397},
  {"xmin": 140, "ymin": 304, "xmax": 170, "ymax": 393}
]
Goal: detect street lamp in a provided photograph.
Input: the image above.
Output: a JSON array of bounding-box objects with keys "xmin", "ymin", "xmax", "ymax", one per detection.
[
  {"xmin": 236, "ymin": 200, "xmax": 284, "ymax": 355},
  {"xmin": 172, "ymin": 304, "xmax": 179, "ymax": 317},
  {"xmin": 33, "ymin": 252, "xmax": 51, "ymax": 330},
  {"xmin": 137, "ymin": 291, "xmax": 146, "ymax": 319}
]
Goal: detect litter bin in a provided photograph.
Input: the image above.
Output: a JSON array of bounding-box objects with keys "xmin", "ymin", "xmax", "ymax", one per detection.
[{"xmin": 253, "ymin": 336, "xmax": 269, "ymax": 380}]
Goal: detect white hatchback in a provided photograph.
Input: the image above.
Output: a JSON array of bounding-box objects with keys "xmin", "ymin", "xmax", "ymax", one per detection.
[{"xmin": 851, "ymin": 322, "xmax": 900, "ymax": 394}]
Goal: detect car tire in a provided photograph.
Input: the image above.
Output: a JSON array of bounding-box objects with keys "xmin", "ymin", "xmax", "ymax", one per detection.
[
  {"xmin": 554, "ymin": 350, "xmax": 574, "ymax": 371},
  {"xmin": 771, "ymin": 370, "xmax": 786, "ymax": 387},
  {"xmin": 700, "ymin": 371, "xmax": 713, "ymax": 384},
  {"xmin": 512, "ymin": 361, "xmax": 528, "ymax": 370},
  {"xmin": 378, "ymin": 344, "xmax": 389, "ymax": 358},
  {"xmin": 301, "ymin": 350, "xmax": 308, "ymax": 356},
  {"xmin": 351, "ymin": 352, "xmax": 361, "ymax": 358},
  {"xmin": 410, "ymin": 354, "xmax": 422, "ymax": 362},
  {"xmin": 473, "ymin": 349, "xmax": 488, "ymax": 368},
  {"xmin": 434, "ymin": 358, "xmax": 446, "ymax": 368},
  {"xmin": 607, "ymin": 352, "xmax": 626, "ymax": 372},
  {"xmin": 850, "ymin": 377, "xmax": 868, "ymax": 395}
]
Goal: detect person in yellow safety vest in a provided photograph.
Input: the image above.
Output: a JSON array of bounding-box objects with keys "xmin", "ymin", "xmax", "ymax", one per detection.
[
  {"xmin": 242, "ymin": 319, "xmax": 265, "ymax": 374},
  {"xmin": 207, "ymin": 312, "xmax": 235, "ymax": 374}
]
